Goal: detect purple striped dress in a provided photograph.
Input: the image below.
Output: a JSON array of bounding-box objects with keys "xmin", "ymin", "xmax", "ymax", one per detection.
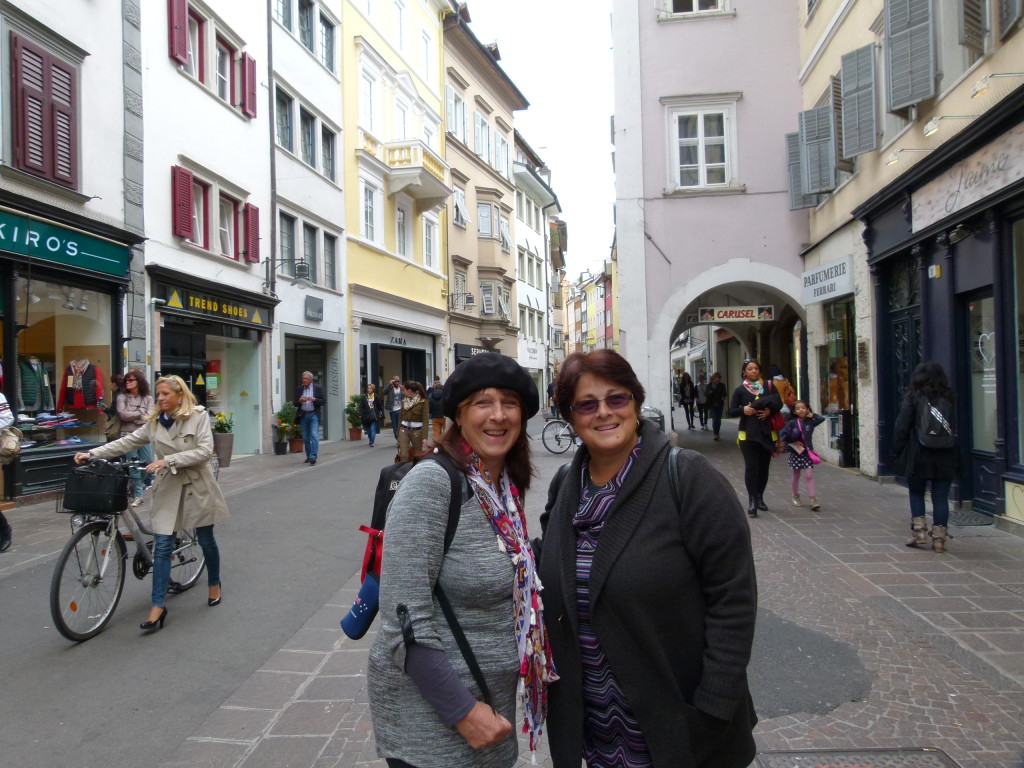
[{"xmin": 573, "ymin": 441, "xmax": 652, "ymax": 767}]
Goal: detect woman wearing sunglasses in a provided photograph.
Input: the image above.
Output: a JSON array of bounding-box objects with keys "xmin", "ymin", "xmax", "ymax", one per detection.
[{"xmin": 538, "ymin": 349, "xmax": 757, "ymax": 768}]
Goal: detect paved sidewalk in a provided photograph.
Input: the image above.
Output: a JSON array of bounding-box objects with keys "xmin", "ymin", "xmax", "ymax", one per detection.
[{"xmin": 9, "ymin": 417, "xmax": 1024, "ymax": 768}]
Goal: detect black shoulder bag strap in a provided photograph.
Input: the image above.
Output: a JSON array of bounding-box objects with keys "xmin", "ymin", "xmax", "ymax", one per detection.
[
  {"xmin": 667, "ymin": 446, "xmax": 682, "ymax": 509},
  {"xmin": 428, "ymin": 453, "xmax": 494, "ymax": 707}
]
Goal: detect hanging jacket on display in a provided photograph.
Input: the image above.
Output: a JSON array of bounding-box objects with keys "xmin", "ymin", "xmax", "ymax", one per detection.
[{"xmin": 57, "ymin": 360, "xmax": 104, "ymax": 411}]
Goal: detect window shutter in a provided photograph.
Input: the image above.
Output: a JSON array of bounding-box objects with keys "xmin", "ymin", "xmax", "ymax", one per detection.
[
  {"xmin": 1000, "ymin": 0, "xmax": 1023, "ymax": 38},
  {"xmin": 886, "ymin": 0, "xmax": 935, "ymax": 111},
  {"xmin": 960, "ymin": 0, "xmax": 985, "ymax": 52},
  {"xmin": 240, "ymin": 53, "xmax": 257, "ymax": 118},
  {"xmin": 830, "ymin": 77, "xmax": 855, "ymax": 173},
  {"xmin": 446, "ymin": 86, "xmax": 456, "ymax": 130},
  {"xmin": 244, "ymin": 203, "xmax": 260, "ymax": 262},
  {"xmin": 171, "ymin": 166, "xmax": 195, "ymax": 239},
  {"xmin": 840, "ymin": 44, "xmax": 878, "ymax": 158},
  {"xmin": 786, "ymin": 133, "xmax": 819, "ymax": 210},
  {"xmin": 799, "ymin": 106, "xmax": 837, "ymax": 194},
  {"xmin": 168, "ymin": 0, "xmax": 189, "ymax": 66}
]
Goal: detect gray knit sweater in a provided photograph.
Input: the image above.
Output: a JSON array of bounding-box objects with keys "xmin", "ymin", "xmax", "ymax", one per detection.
[{"xmin": 367, "ymin": 460, "xmax": 520, "ymax": 768}]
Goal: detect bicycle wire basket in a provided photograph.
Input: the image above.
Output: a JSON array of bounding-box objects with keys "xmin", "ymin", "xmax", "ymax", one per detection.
[{"xmin": 58, "ymin": 463, "xmax": 130, "ymax": 514}]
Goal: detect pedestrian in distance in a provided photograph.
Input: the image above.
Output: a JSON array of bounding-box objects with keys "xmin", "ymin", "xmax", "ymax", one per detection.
[
  {"xmin": 397, "ymin": 381, "xmax": 428, "ymax": 462},
  {"xmin": 385, "ymin": 376, "xmax": 404, "ymax": 445},
  {"xmin": 695, "ymin": 372, "xmax": 710, "ymax": 430},
  {"xmin": 729, "ymin": 357, "xmax": 782, "ymax": 517},
  {"xmin": 427, "ymin": 376, "xmax": 446, "ymax": 445},
  {"xmin": 102, "ymin": 372, "xmax": 124, "ymax": 442},
  {"xmin": 0, "ymin": 390, "xmax": 15, "ymax": 553},
  {"xmin": 117, "ymin": 368, "xmax": 155, "ymax": 505},
  {"xmin": 547, "ymin": 379, "xmax": 558, "ymax": 419},
  {"xmin": 74, "ymin": 374, "xmax": 227, "ymax": 631},
  {"xmin": 360, "ymin": 383, "xmax": 382, "ymax": 447},
  {"xmin": 889, "ymin": 360, "xmax": 961, "ymax": 553},
  {"xmin": 294, "ymin": 370, "xmax": 325, "ymax": 465},
  {"xmin": 678, "ymin": 371, "xmax": 696, "ymax": 430},
  {"xmin": 540, "ymin": 349, "xmax": 758, "ymax": 768},
  {"xmin": 705, "ymin": 371, "xmax": 728, "ymax": 440},
  {"xmin": 367, "ymin": 352, "xmax": 556, "ymax": 768},
  {"xmin": 779, "ymin": 400, "xmax": 826, "ymax": 510}
]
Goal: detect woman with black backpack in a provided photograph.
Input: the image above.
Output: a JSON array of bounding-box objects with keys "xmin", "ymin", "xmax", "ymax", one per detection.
[{"xmin": 889, "ymin": 361, "xmax": 961, "ymax": 553}]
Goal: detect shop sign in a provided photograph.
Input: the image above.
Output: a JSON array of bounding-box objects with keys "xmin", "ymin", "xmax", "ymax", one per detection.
[
  {"xmin": 454, "ymin": 343, "xmax": 488, "ymax": 358},
  {"xmin": 697, "ymin": 305, "xmax": 775, "ymax": 322},
  {"xmin": 0, "ymin": 209, "xmax": 130, "ymax": 277},
  {"xmin": 801, "ymin": 256, "xmax": 853, "ymax": 305},
  {"xmin": 157, "ymin": 284, "xmax": 270, "ymax": 330},
  {"xmin": 304, "ymin": 296, "xmax": 324, "ymax": 322},
  {"xmin": 912, "ymin": 120, "xmax": 1024, "ymax": 232}
]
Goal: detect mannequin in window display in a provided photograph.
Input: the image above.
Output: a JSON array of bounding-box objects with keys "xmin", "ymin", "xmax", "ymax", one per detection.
[
  {"xmin": 57, "ymin": 359, "xmax": 104, "ymax": 412},
  {"xmin": 18, "ymin": 356, "xmax": 54, "ymax": 413}
]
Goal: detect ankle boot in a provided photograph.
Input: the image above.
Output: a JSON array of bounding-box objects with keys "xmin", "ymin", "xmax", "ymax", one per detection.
[
  {"xmin": 931, "ymin": 525, "xmax": 948, "ymax": 553},
  {"xmin": 755, "ymin": 495, "xmax": 769, "ymax": 511},
  {"xmin": 792, "ymin": 494, "xmax": 802, "ymax": 507},
  {"xmin": 906, "ymin": 516, "xmax": 929, "ymax": 547},
  {"xmin": 809, "ymin": 497, "xmax": 821, "ymax": 511},
  {"xmin": 0, "ymin": 513, "xmax": 11, "ymax": 553},
  {"xmin": 747, "ymin": 496, "xmax": 758, "ymax": 518}
]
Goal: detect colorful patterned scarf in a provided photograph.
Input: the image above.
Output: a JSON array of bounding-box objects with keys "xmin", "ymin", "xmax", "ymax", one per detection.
[
  {"xmin": 742, "ymin": 378, "xmax": 764, "ymax": 396},
  {"xmin": 460, "ymin": 442, "xmax": 558, "ymax": 754}
]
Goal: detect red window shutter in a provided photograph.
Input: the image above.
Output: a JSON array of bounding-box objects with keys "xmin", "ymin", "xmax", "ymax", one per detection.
[
  {"xmin": 168, "ymin": 0, "xmax": 189, "ymax": 65},
  {"xmin": 241, "ymin": 53, "xmax": 257, "ymax": 118},
  {"xmin": 244, "ymin": 203, "xmax": 260, "ymax": 262},
  {"xmin": 171, "ymin": 166, "xmax": 194, "ymax": 239},
  {"xmin": 50, "ymin": 58, "xmax": 77, "ymax": 188}
]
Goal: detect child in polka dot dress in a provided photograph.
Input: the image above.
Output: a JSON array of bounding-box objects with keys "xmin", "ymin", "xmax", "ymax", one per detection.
[{"xmin": 779, "ymin": 400, "xmax": 826, "ymax": 510}]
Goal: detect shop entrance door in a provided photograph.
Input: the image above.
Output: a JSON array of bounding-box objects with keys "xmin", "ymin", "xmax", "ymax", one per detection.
[
  {"xmin": 961, "ymin": 293, "xmax": 999, "ymax": 512},
  {"xmin": 160, "ymin": 328, "xmax": 208, "ymax": 406}
]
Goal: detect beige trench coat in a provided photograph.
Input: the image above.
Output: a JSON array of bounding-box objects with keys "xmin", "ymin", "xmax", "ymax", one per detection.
[{"xmin": 88, "ymin": 407, "xmax": 228, "ymax": 536}]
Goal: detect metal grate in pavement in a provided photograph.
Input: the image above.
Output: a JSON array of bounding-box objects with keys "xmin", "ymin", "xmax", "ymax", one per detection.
[
  {"xmin": 1001, "ymin": 583, "xmax": 1024, "ymax": 597},
  {"xmin": 948, "ymin": 508, "xmax": 994, "ymax": 526},
  {"xmin": 755, "ymin": 747, "xmax": 962, "ymax": 768}
]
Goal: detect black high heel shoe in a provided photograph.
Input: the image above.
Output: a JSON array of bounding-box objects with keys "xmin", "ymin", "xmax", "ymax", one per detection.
[
  {"xmin": 140, "ymin": 606, "xmax": 168, "ymax": 632},
  {"xmin": 208, "ymin": 585, "xmax": 222, "ymax": 607}
]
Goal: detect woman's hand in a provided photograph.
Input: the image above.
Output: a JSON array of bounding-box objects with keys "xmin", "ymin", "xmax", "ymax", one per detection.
[
  {"xmin": 455, "ymin": 701, "xmax": 512, "ymax": 749},
  {"xmin": 743, "ymin": 405, "xmax": 757, "ymax": 416},
  {"xmin": 757, "ymin": 409, "xmax": 771, "ymax": 420},
  {"xmin": 146, "ymin": 458, "xmax": 168, "ymax": 473},
  {"xmin": 73, "ymin": 452, "xmax": 91, "ymax": 465}
]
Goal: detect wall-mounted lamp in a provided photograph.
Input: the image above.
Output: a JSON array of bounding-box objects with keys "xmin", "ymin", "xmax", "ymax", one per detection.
[
  {"xmin": 971, "ymin": 72, "xmax": 1024, "ymax": 98},
  {"xmin": 885, "ymin": 148, "xmax": 932, "ymax": 166},
  {"xmin": 948, "ymin": 223, "xmax": 974, "ymax": 244},
  {"xmin": 449, "ymin": 292, "xmax": 476, "ymax": 311},
  {"xmin": 63, "ymin": 286, "xmax": 77, "ymax": 310},
  {"xmin": 289, "ymin": 260, "xmax": 312, "ymax": 289},
  {"xmin": 77, "ymin": 291, "xmax": 89, "ymax": 312},
  {"xmin": 923, "ymin": 115, "xmax": 975, "ymax": 136}
]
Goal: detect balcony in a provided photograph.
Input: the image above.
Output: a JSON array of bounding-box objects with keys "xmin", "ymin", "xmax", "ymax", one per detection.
[{"xmin": 357, "ymin": 130, "xmax": 451, "ymax": 212}]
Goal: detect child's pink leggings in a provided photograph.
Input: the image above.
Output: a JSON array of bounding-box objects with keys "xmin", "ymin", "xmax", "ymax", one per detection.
[{"xmin": 792, "ymin": 468, "xmax": 816, "ymax": 497}]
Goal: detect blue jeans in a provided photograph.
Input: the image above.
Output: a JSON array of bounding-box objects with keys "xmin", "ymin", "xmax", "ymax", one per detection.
[
  {"xmin": 710, "ymin": 404, "xmax": 724, "ymax": 436},
  {"xmin": 152, "ymin": 525, "xmax": 220, "ymax": 607},
  {"xmin": 366, "ymin": 420, "xmax": 379, "ymax": 445},
  {"xmin": 908, "ymin": 477, "xmax": 951, "ymax": 527},
  {"xmin": 390, "ymin": 410, "xmax": 400, "ymax": 440},
  {"xmin": 125, "ymin": 442, "xmax": 153, "ymax": 498},
  {"xmin": 301, "ymin": 411, "xmax": 320, "ymax": 459}
]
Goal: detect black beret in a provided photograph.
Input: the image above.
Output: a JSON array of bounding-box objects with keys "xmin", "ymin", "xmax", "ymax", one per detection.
[{"xmin": 442, "ymin": 353, "xmax": 540, "ymax": 421}]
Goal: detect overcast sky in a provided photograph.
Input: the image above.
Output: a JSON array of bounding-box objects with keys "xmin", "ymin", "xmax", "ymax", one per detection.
[{"xmin": 461, "ymin": 0, "xmax": 616, "ymax": 281}]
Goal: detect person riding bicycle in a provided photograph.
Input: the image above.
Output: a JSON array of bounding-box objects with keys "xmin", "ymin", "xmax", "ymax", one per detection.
[{"xmin": 74, "ymin": 374, "xmax": 227, "ymax": 632}]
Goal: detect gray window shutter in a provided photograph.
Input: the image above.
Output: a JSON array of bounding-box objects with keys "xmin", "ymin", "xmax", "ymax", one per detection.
[
  {"xmin": 786, "ymin": 133, "xmax": 819, "ymax": 210},
  {"xmin": 799, "ymin": 106, "xmax": 837, "ymax": 194},
  {"xmin": 841, "ymin": 44, "xmax": 878, "ymax": 158},
  {"xmin": 1000, "ymin": 0, "xmax": 1023, "ymax": 39},
  {"xmin": 960, "ymin": 0, "xmax": 985, "ymax": 53},
  {"xmin": 886, "ymin": 0, "xmax": 935, "ymax": 111},
  {"xmin": 831, "ymin": 77, "xmax": 855, "ymax": 173}
]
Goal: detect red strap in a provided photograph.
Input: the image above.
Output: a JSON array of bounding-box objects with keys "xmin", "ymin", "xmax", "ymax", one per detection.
[{"xmin": 359, "ymin": 526, "xmax": 384, "ymax": 583}]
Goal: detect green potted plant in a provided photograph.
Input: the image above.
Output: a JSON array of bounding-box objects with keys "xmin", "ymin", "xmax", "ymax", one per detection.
[
  {"xmin": 210, "ymin": 411, "xmax": 234, "ymax": 467},
  {"xmin": 275, "ymin": 401, "xmax": 303, "ymax": 453},
  {"xmin": 345, "ymin": 393, "xmax": 363, "ymax": 441}
]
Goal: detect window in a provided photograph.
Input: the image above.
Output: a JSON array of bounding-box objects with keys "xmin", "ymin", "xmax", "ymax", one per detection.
[
  {"xmin": 363, "ymin": 184, "xmax": 377, "ymax": 241},
  {"xmin": 319, "ymin": 13, "xmax": 336, "ymax": 70},
  {"xmin": 936, "ymin": 0, "xmax": 984, "ymax": 92},
  {"xmin": 474, "ymin": 113, "xmax": 491, "ymax": 163},
  {"xmin": 298, "ymin": 0, "xmax": 315, "ymax": 52},
  {"xmin": 423, "ymin": 216, "xmax": 438, "ymax": 268},
  {"xmin": 477, "ymin": 204, "xmax": 493, "ymax": 236},
  {"xmin": 480, "ymin": 281, "xmax": 496, "ymax": 314},
  {"xmin": 219, "ymin": 195, "xmax": 238, "ymax": 258},
  {"xmin": 446, "ymin": 86, "xmax": 468, "ymax": 143},
  {"xmin": 395, "ymin": 102, "xmax": 408, "ymax": 140},
  {"xmin": 279, "ymin": 213, "xmax": 296, "ymax": 276},
  {"xmin": 422, "ymin": 32, "xmax": 432, "ymax": 79},
  {"xmin": 675, "ymin": 111, "xmax": 727, "ymax": 187},
  {"xmin": 396, "ymin": 206, "xmax": 408, "ymax": 256},
  {"xmin": 495, "ymin": 133, "xmax": 509, "ymax": 176},
  {"xmin": 300, "ymin": 108, "xmax": 316, "ymax": 166},
  {"xmin": 215, "ymin": 38, "xmax": 234, "ymax": 104},
  {"xmin": 186, "ymin": 11, "xmax": 204, "ymax": 80},
  {"xmin": 394, "ymin": 1, "xmax": 406, "ymax": 51},
  {"xmin": 322, "ymin": 126, "xmax": 336, "ymax": 181},
  {"xmin": 276, "ymin": 88, "xmax": 294, "ymax": 151},
  {"xmin": 885, "ymin": 0, "xmax": 935, "ymax": 111},
  {"xmin": 303, "ymin": 223, "xmax": 319, "ymax": 283},
  {"xmin": 518, "ymin": 248, "xmax": 526, "ymax": 278},
  {"xmin": 274, "ymin": 0, "xmax": 292, "ymax": 29},
  {"xmin": 453, "ymin": 271, "xmax": 468, "ymax": 310},
  {"xmin": 499, "ymin": 288, "xmax": 512, "ymax": 322},
  {"xmin": 516, "ymin": 191, "xmax": 525, "ymax": 220},
  {"xmin": 189, "ymin": 179, "xmax": 209, "ymax": 248},
  {"xmin": 671, "ymin": 0, "xmax": 721, "ymax": 11},
  {"xmin": 10, "ymin": 34, "xmax": 79, "ymax": 190},
  {"xmin": 453, "ymin": 188, "xmax": 470, "ymax": 227},
  {"xmin": 499, "ymin": 218, "xmax": 512, "ymax": 251},
  {"xmin": 520, "ymin": 307, "xmax": 527, "ymax": 334},
  {"xmin": 361, "ymin": 71, "xmax": 376, "ymax": 132},
  {"xmin": 323, "ymin": 233, "xmax": 337, "ymax": 290}
]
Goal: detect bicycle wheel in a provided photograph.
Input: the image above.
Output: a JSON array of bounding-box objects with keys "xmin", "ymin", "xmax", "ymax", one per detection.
[
  {"xmin": 168, "ymin": 528, "xmax": 206, "ymax": 592},
  {"xmin": 50, "ymin": 520, "xmax": 126, "ymax": 641},
  {"xmin": 542, "ymin": 420, "xmax": 573, "ymax": 454}
]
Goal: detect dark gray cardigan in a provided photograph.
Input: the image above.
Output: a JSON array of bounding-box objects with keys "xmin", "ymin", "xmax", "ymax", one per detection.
[{"xmin": 538, "ymin": 422, "xmax": 758, "ymax": 768}]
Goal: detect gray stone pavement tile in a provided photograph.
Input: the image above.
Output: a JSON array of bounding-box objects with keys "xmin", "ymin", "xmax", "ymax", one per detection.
[
  {"xmin": 966, "ymin": 596, "xmax": 1024, "ymax": 611},
  {"xmin": 282, "ymin": 627, "xmax": 343, "ymax": 653},
  {"xmin": 271, "ymin": 701, "xmax": 353, "ymax": 736},
  {"xmin": 162, "ymin": 739, "xmax": 249, "ymax": 768},
  {"xmin": 238, "ymin": 736, "xmax": 329, "ymax": 768},
  {"xmin": 977, "ymin": 632, "xmax": 1024, "ymax": 652},
  {"xmin": 263, "ymin": 650, "xmax": 330, "ymax": 674},
  {"xmin": 193, "ymin": 707, "xmax": 279, "ymax": 742},
  {"xmin": 946, "ymin": 611, "xmax": 1024, "ymax": 629},
  {"xmin": 299, "ymin": 675, "xmax": 365, "ymax": 701},
  {"xmin": 222, "ymin": 670, "xmax": 308, "ymax": 710}
]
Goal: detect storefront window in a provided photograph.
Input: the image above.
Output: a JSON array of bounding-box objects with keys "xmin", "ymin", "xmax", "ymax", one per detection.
[
  {"xmin": 10, "ymin": 277, "xmax": 111, "ymax": 451},
  {"xmin": 818, "ymin": 300, "xmax": 854, "ymax": 414},
  {"xmin": 1012, "ymin": 220, "xmax": 1024, "ymax": 459},
  {"xmin": 968, "ymin": 295, "xmax": 996, "ymax": 452}
]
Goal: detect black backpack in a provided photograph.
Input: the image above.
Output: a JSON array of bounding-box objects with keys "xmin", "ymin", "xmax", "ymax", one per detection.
[{"xmin": 915, "ymin": 395, "xmax": 956, "ymax": 449}]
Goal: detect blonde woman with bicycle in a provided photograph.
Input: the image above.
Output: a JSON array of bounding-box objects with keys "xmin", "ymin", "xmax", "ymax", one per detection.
[{"xmin": 75, "ymin": 375, "xmax": 227, "ymax": 632}]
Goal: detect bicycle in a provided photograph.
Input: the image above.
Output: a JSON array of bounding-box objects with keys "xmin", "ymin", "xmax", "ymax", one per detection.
[
  {"xmin": 541, "ymin": 418, "xmax": 579, "ymax": 455},
  {"xmin": 49, "ymin": 458, "xmax": 208, "ymax": 642}
]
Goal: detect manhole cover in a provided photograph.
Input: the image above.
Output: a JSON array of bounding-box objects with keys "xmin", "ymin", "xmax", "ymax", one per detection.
[
  {"xmin": 948, "ymin": 509, "xmax": 993, "ymax": 526},
  {"xmin": 755, "ymin": 747, "xmax": 961, "ymax": 768}
]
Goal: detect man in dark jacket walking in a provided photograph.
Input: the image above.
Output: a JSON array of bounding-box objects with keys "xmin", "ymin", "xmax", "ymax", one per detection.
[
  {"xmin": 294, "ymin": 371, "xmax": 325, "ymax": 465},
  {"xmin": 426, "ymin": 376, "xmax": 445, "ymax": 444}
]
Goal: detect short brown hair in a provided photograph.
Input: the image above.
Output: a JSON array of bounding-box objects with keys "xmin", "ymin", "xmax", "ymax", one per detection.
[{"xmin": 556, "ymin": 350, "xmax": 645, "ymax": 425}]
